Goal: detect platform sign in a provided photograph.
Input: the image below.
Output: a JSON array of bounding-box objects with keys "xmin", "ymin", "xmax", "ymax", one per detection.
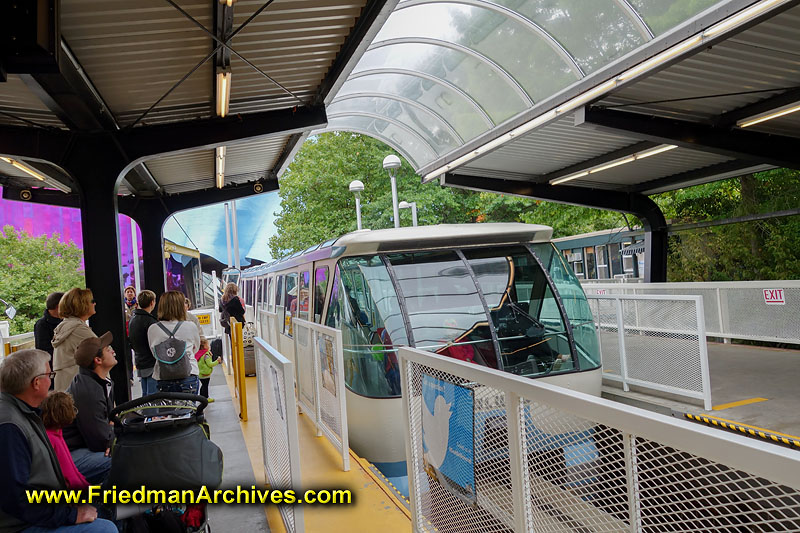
[
  {"xmin": 763, "ymin": 289, "xmax": 785, "ymax": 305},
  {"xmin": 421, "ymin": 374, "xmax": 476, "ymax": 503},
  {"xmin": 196, "ymin": 313, "xmax": 211, "ymax": 325}
]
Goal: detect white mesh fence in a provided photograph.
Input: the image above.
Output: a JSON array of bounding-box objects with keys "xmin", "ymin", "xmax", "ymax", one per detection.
[
  {"xmin": 588, "ymin": 294, "xmax": 711, "ymax": 409},
  {"xmin": 399, "ymin": 347, "xmax": 800, "ymax": 533},
  {"xmin": 584, "ymin": 281, "xmax": 800, "ymax": 345},
  {"xmin": 293, "ymin": 318, "xmax": 350, "ymax": 471},
  {"xmin": 253, "ymin": 338, "xmax": 304, "ymax": 533}
]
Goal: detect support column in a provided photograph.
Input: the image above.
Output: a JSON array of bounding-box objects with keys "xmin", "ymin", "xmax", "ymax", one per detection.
[
  {"xmin": 126, "ymin": 203, "xmax": 169, "ymax": 300},
  {"xmin": 72, "ymin": 154, "xmax": 131, "ymax": 405},
  {"xmin": 630, "ymin": 195, "xmax": 668, "ymax": 283}
]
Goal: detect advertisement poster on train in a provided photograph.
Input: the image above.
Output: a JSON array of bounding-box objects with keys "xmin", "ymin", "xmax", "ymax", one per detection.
[{"xmin": 421, "ymin": 374, "xmax": 476, "ymax": 503}]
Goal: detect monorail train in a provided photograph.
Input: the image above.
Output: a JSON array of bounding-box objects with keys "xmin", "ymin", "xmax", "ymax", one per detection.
[{"xmin": 237, "ymin": 223, "xmax": 602, "ymax": 479}]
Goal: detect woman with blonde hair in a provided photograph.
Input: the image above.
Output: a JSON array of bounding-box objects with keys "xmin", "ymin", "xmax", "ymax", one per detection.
[
  {"xmin": 147, "ymin": 291, "xmax": 201, "ymax": 394},
  {"xmin": 51, "ymin": 288, "xmax": 97, "ymax": 390}
]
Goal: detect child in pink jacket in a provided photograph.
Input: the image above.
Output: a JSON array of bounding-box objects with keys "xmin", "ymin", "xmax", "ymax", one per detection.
[{"xmin": 40, "ymin": 391, "xmax": 89, "ymax": 490}]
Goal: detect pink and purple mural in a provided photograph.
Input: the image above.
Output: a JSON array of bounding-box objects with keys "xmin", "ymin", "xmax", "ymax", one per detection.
[{"xmin": 0, "ymin": 187, "xmax": 144, "ymax": 289}]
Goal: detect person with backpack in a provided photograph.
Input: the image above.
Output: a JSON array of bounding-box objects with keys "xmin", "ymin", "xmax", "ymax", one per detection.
[{"xmin": 147, "ymin": 291, "xmax": 201, "ymax": 394}]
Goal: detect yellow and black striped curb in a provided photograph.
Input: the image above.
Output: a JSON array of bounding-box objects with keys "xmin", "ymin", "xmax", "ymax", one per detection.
[{"xmin": 685, "ymin": 413, "xmax": 800, "ymax": 449}]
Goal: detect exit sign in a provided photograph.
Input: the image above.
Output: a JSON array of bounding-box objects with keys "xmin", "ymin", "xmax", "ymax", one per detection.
[{"xmin": 763, "ymin": 289, "xmax": 785, "ymax": 305}]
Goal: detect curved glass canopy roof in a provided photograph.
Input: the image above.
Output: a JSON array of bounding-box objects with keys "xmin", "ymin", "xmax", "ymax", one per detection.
[{"xmin": 320, "ymin": 0, "xmax": 721, "ymax": 170}]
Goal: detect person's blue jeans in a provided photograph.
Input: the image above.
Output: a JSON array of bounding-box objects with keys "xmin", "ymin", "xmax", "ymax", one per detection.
[
  {"xmin": 157, "ymin": 375, "xmax": 200, "ymax": 395},
  {"xmin": 22, "ymin": 518, "xmax": 117, "ymax": 533},
  {"xmin": 70, "ymin": 448, "xmax": 111, "ymax": 486},
  {"xmin": 140, "ymin": 375, "xmax": 158, "ymax": 397}
]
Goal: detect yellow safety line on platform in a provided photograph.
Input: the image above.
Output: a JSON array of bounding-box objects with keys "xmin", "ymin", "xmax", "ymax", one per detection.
[
  {"xmin": 226, "ymin": 372, "xmax": 411, "ymax": 532},
  {"xmin": 685, "ymin": 413, "xmax": 800, "ymax": 449},
  {"xmin": 712, "ymin": 397, "xmax": 768, "ymax": 411}
]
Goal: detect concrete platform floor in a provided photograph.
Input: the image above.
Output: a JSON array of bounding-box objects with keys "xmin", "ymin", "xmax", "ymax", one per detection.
[{"xmin": 604, "ymin": 342, "xmax": 800, "ymax": 439}]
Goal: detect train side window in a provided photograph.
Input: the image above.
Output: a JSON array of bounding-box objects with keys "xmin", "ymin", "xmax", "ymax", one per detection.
[
  {"xmin": 314, "ymin": 266, "xmax": 329, "ymax": 323},
  {"xmin": 257, "ymin": 278, "xmax": 263, "ymax": 308},
  {"xmin": 284, "ymin": 273, "xmax": 298, "ymax": 337},
  {"xmin": 276, "ymin": 275, "xmax": 285, "ymax": 314},
  {"xmin": 267, "ymin": 276, "xmax": 274, "ymax": 312},
  {"xmin": 326, "ymin": 266, "xmax": 341, "ymax": 328},
  {"xmin": 297, "ymin": 270, "xmax": 310, "ymax": 321}
]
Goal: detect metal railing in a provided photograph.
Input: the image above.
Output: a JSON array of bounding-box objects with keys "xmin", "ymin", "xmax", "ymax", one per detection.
[
  {"xmin": 1, "ymin": 331, "xmax": 35, "ymax": 357},
  {"xmin": 292, "ymin": 318, "xmax": 350, "ymax": 471},
  {"xmin": 583, "ymin": 281, "xmax": 800, "ymax": 345},
  {"xmin": 398, "ymin": 346, "xmax": 800, "ymax": 532},
  {"xmin": 229, "ymin": 318, "xmax": 248, "ymax": 421},
  {"xmin": 587, "ymin": 294, "xmax": 712, "ymax": 409},
  {"xmin": 253, "ymin": 337, "xmax": 305, "ymax": 533}
]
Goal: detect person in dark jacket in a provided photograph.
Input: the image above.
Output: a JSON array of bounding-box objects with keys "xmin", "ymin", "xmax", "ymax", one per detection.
[
  {"xmin": 34, "ymin": 292, "xmax": 64, "ymax": 358},
  {"xmin": 0, "ymin": 349, "xmax": 114, "ymax": 532},
  {"xmin": 63, "ymin": 332, "xmax": 116, "ymax": 486},
  {"xmin": 127, "ymin": 290, "xmax": 158, "ymax": 397},
  {"xmin": 220, "ymin": 282, "xmax": 246, "ymax": 336}
]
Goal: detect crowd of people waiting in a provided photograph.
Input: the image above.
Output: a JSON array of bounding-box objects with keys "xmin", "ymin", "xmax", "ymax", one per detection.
[{"xmin": 1, "ymin": 285, "xmax": 226, "ymax": 532}]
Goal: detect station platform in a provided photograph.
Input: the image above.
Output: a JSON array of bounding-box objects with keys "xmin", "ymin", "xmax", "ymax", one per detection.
[
  {"xmin": 203, "ymin": 366, "xmax": 411, "ymax": 533},
  {"xmin": 603, "ymin": 341, "xmax": 800, "ymax": 448}
]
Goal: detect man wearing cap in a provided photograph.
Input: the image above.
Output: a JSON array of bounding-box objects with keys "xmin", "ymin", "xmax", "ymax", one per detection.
[
  {"xmin": 63, "ymin": 332, "xmax": 116, "ymax": 485},
  {"xmin": 0, "ymin": 349, "xmax": 116, "ymax": 532}
]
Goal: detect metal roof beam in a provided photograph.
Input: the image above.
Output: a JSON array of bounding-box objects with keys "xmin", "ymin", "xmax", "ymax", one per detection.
[
  {"xmin": 577, "ymin": 106, "xmax": 800, "ymax": 171},
  {"xmin": 629, "ymin": 160, "xmax": 764, "ymax": 194},
  {"xmin": 716, "ymin": 87, "xmax": 800, "ymax": 128},
  {"xmin": 314, "ymin": 0, "xmax": 398, "ymax": 106},
  {"xmin": 119, "ymin": 105, "xmax": 327, "ymax": 163}
]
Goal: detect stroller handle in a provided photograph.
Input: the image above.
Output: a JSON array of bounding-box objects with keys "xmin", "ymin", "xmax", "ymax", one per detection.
[{"xmin": 111, "ymin": 391, "xmax": 208, "ymax": 422}]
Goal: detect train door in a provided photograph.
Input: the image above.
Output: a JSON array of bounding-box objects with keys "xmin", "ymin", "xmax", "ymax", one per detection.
[
  {"xmin": 278, "ymin": 271, "xmax": 298, "ymax": 368},
  {"xmin": 312, "ymin": 262, "xmax": 332, "ymax": 324}
]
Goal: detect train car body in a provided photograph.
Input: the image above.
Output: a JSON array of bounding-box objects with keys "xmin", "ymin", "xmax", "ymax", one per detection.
[{"xmin": 239, "ymin": 223, "xmax": 602, "ymax": 478}]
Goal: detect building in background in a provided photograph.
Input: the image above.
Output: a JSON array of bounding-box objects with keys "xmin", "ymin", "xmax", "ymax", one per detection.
[{"xmin": 552, "ymin": 228, "xmax": 645, "ymax": 281}]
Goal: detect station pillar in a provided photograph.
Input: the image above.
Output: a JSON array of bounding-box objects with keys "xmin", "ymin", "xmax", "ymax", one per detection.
[
  {"xmin": 68, "ymin": 139, "xmax": 133, "ymax": 405},
  {"xmin": 125, "ymin": 202, "xmax": 169, "ymax": 301}
]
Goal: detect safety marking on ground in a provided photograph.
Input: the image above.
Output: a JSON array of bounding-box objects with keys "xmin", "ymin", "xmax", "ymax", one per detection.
[
  {"xmin": 712, "ymin": 397, "xmax": 768, "ymax": 411},
  {"xmin": 684, "ymin": 413, "xmax": 800, "ymax": 449}
]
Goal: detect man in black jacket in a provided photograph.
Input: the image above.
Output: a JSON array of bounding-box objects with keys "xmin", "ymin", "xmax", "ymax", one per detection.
[
  {"xmin": 33, "ymin": 292, "xmax": 63, "ymax": 358},
  {"xmin": 64, "ymin": 332, "xmax": 116, "ymax": 485},
  {"xmin": 127, "ymin": 290, "xmax": 158, "ymax": 397}
]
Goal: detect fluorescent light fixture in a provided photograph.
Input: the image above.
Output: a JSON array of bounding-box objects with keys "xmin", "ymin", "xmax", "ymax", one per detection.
[
  {"xmin": 617, "ymin": 35, "xmax": 702, "ymax": 82},
  {"xmin": 550, "ymin": 171, "xmax": 588, "ymax": 186},
  {"xmin": 216, "ymin": 71, "xmax": 231, "ymax": 118},
  {"xmin": 703, "ymin": 0, "xmax": 786, "ymax": 37},
  {"xmin": 634, "ymin": 144, "xmax": 677, "ymax": 159},
  {"xmin": 0, "ymin": 156, "xmax": 72, "ymax": 193},
  {"xmin": 737, "ymin": 102, "xmax": 800, "ymax": 128},
  {"xmin": 215, "ymin": 146, "xmax": 226, "ymax": 188},
  {"xmin": 423, "ymin": 0, "xmax": 783, "ymax": 184},
  {"xmin": 550, "ymin": 145, "xmax": 676, "ymax": 185}
]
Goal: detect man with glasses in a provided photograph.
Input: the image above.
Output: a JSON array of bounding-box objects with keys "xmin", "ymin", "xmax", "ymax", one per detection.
[
  {"xmin": 0, "ymin": 349, "xmax": 116, "ymax": 532},
  {"xmin": 63, "ymin": 333, "xmax": 116, "ymax": 486}
]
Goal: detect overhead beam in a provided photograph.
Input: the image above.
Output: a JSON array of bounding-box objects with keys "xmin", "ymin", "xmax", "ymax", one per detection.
[
  {"xmin": 272, "ymin": 132, "xmax": 306, "ymax": 177},
  {"xmin": 119, "ymin": 105, "xmax": 327, "ymax": 162},
  {"xmin": 444, "ymin": 172, "xmax": 668, "ymax": 282},
  {"xmin": 314, "ymin": 0, "xmax": 397, "ymax": 105},
  {"xmin": 1, "ymin": 184, "xmax": 79, "ymax": 207},
  {"xmin": 630, "ymin": 160, "xmax": 766, "ymax": 194},
  {"xmin": 578, "ymin": 106, "xmax": 800, "ymax": 170},
  {"xmin": 716, "ymin": 87, "xmax": 800, "ymax": 128}
]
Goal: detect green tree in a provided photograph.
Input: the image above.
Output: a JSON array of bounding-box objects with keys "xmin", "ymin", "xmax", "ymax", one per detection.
[
  {"xmin": 269, "ymin": 132, "xmax": 483, "ymax": 258},
  {"xmin": 0, "ymin": 226, "xmax": 85, "ymax": 335}
]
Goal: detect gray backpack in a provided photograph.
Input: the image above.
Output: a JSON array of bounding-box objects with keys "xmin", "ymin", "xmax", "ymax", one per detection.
[{"xmin": 154, "ymin": 322, "xmax": 191, "ymax": 380}]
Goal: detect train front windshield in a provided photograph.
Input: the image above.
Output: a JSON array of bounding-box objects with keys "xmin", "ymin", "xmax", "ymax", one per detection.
[{"xmin": 326, "ymin": 243, "xmax": 601, "ymax": 398}]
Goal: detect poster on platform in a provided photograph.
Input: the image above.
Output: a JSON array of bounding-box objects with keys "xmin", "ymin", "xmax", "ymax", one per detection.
[{"xmin": 421, "ymin": 373, "xmax": 476, "ymax": 504}]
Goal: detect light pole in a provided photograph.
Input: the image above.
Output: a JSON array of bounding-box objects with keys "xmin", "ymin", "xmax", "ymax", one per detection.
[
  {"xmin": 349, "ymin": 180, "xmax": 365, "ymax": 230},
  {"xmin": 383, "ymin": 154, "xmax": 401, "ymax": 228},
  {"xmin": 399, "ymin": 201, "xmax": 418, "ymax": 227}
]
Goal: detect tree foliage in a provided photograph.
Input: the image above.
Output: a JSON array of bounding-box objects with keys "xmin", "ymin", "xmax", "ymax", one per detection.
[
  {"xmin": 269, "ymin": 133, "xmax": 632, "ymax": 258},
  {"xmin": 655, "ymin": 169, "xmax": 800, "ymax": 281},
  {"xmin": 0, "ymin": 226, "xmax": 85, "ymax": 335}
]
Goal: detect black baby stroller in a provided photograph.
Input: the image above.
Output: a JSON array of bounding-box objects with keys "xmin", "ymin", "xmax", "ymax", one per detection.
[{"xmin": 109, "ymin": 392, "xmax": 224, "ymax": 532}]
